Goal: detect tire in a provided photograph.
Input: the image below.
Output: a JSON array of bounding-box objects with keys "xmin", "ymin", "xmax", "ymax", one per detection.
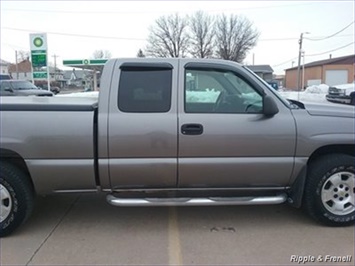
[
  {"xmin": 0, "ymin": 162, "xmax": 34, "ymax": 237},
  {"xmin": 304, "ymin": 154, "xmax": 355, "ymax": 226},
  {"xmin": 350, "ymin": 94, "xmax": 355, "ymax": 106}
]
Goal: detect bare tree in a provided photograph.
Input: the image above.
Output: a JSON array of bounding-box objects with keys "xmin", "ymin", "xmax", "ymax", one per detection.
[
  {"xmin": 215, "ymin": 14, "xmax": 259, "ymax": 62},
  {"xmin": 146, "ymin": 13, "xmax": 190, "ymax": 57},
  {"xmin": 137, "ymin": 49, "xmax": 145, "ymax": 58},
  {"xmin": 189, "ymin": 11, "xmax": 214, "ymax": 58},
  {"xmin": 92, "ymin": 50, "xmax": 112, "ymax": 59},
  {"xmin": 17, "ymin": 50, "xmax": 30, "ymax": 61}
]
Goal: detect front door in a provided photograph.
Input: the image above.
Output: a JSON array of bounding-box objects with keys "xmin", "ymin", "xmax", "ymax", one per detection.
[{"xmin": 178, "ymin": 62, "xmax": 296, "ymax": 188}]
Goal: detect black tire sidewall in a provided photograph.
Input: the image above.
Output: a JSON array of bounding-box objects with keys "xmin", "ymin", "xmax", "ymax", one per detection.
[
  {"xmin": 0, "ymin": 163, "xmax": 34, "ymax": 237},
  {"xmin": 0, "ymin": 178, "xmax": 20, "ymax": 232},
  {"xmin": 306, "ymin": 154, "xmax": 355, "ymax": 226}
]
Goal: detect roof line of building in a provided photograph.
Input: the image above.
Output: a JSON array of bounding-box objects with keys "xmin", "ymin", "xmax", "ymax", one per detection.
[{"xmin": 285, "ymin": 54, "xmax": 354, "ymax": 70}]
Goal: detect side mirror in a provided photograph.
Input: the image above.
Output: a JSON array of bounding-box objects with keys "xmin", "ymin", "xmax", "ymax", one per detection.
[
  {"xmin": 263, "ymin": 95, "xmax": 279, "ymax": 116},
  {"xmin": 4, "ymin": 88, "xmax": 14, "ymax": 93}
]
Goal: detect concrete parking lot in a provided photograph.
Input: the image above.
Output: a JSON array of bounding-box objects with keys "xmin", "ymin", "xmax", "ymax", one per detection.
[{"xmin": 1, "ymin": 193, "xmax": 354, "ymax": 266}]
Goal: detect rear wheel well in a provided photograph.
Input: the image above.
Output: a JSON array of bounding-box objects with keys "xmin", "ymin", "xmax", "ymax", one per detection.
[
  {"xmin": 308, "ymin": 145, "xmax": 355, "ymax": 165},
  {"xmin": 0, "ymin": 149, "xmax": 35, "ymax": 194}
]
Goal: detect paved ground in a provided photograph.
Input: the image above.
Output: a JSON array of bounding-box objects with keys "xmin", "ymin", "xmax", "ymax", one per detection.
[{"xmin": 1, "ymin": 193, "xmax": 354, "ymax": 266}]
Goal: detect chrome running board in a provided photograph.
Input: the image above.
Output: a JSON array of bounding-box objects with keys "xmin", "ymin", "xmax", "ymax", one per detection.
[{"xmin": 106, "ymin": 194, "xmax": 287, "ymax": 207}]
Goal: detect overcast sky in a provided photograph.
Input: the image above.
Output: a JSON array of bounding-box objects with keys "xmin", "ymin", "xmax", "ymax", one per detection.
[{"xmin": 1, "ymin": 1, "xmax": 354, "ymax": 74}]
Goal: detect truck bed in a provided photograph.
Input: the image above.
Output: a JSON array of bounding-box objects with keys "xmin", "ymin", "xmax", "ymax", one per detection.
[{"xmin": 0, "ymin": 96, "xmax": 98, "ymax": 194}]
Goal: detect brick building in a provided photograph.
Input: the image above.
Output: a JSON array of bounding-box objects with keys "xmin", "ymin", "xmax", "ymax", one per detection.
[
  {"xmin": 8, "ymin": 59, "xmax": 32, "ymax": 81},
  {"xmin": 285, "ymin": 54, "xmax": 354, "ymax": 90}
]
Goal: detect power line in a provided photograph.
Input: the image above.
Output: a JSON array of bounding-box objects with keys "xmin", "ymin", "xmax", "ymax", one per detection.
[
  {"xmin": 4, "ymin": 26, "xmax": 353, "ymax": 44},
  {"xmin": 305, "ymin": 21, "xmax": 354, "ymax": 41},
  {"xmin": 259, "ymin": 37, "xmax": 298, "ymax": 42},
  {"xmin": 306, "ymin": 42, "xmax": 354, "ymax": 56},
  {"xmin": 272, "ymin": 57, "xmax": 298, "ymax": 68},
  {"xmin": 1, "ymin": 42, "xmax": 28, "ymax": 50},
  {"xmin": 272, "ymin": 42, "xmax": 354, "ymax": 68},
  {"xmin": 2, "ymin": 8, "xmax": 164, "ymax": 14},
  {"xmin": 212, "ymin": 2, "xmax": 320, "ymax": 12},
  {"xmin": 259, "ymin": 34, "xmax": 353, "ymax": 42},
  {"xmin": 1, "ymin": 2, "xmax": 320, "ymax": 15},
  {"xmin": 2, "ymin": 27, "xmax": 146, "ymax": 41},
  {"xmin": 305, "ymin": 34, "xmax": 353, "ymax": 39},
  {"xmin": 272, "ymin": 42, "xmax": 354, "ymax": 67}
]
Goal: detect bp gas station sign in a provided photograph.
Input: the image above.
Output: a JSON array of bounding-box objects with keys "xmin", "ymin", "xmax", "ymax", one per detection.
[{"xmin": 30, "ymin": 33, "xmax": 49, "ymax": 81}]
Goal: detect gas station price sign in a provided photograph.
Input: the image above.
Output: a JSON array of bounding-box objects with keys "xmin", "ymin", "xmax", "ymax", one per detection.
[{"xmin": 31, "ymin": 52, "xmax": 47, "ymax": 68}]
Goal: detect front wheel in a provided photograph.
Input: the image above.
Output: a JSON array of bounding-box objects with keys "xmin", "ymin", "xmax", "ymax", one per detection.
[
  {"xmin": 304, "ymin": 154, "xmax": 355, "ymax": 226},
  {"xmin": 0, "ymin": 162, "xmax": 34, "ymax": 237}
]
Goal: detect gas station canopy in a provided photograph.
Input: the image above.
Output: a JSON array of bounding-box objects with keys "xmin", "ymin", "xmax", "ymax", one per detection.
[{"xmin": 62, "ymin": 59, "xmax": 108, "ymax": 90}]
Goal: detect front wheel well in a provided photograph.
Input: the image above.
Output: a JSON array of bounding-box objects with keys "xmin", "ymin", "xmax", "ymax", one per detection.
[
  {"xmin": 288, "ymin": 145, "xmax": 354, "ymax": 208},
  {"xmin": 308, "ymin": 145, "xmax": 355, "ymax": 165}
]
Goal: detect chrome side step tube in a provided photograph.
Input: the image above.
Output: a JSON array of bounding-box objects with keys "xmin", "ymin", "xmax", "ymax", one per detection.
[{"xmin": 106, "ymin": 194, "xmax": 287, "ymax": 207}]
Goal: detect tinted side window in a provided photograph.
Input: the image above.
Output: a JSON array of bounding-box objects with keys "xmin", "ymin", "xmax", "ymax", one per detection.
[
  {"xmin": 185, "ymin": 69, "xmax": 263, "ymax": 114},
  {"xmin": 118, "ymin": 69, "xmax": 172, "ymax": 112}
]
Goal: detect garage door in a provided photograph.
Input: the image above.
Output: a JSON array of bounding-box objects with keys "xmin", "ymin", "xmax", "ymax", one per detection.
[{"xmin": 325, "ymin": 70, "xmax": 348, "ymax": 86}]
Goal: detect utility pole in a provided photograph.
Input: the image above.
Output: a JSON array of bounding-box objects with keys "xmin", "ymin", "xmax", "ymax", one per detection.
[
  {"xmin": 297, "ymin": 32, "xmax": 309, "ymax": 91},
  {"xmin": 52, "ymin": 54, "xmax": 59, "ymax": 80},
  {"xmin": 302, "ymin": 51, "xmax": 305, "ymax": 90},
  {"xmin": 15, "ymin": 50, "xmax": 19, "ymax": 79}
]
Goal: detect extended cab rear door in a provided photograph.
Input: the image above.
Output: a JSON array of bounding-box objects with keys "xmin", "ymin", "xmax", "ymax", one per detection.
[{"xmin": 107, "ymin": 60, "xmax": 179, "ymax": 189}]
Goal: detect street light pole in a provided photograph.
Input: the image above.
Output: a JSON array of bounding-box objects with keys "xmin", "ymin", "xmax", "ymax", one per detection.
[{"xmin": 297, "ymin": 32, "xmax": 309, "ymax": 91}]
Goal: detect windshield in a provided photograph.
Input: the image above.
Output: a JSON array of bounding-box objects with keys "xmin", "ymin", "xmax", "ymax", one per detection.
[
  {"xmin": 11, "ymin": 81, "xmax": 39, "ymax": 90},
  {"xmin": 242, "ymin": 66, "xmax": 292, "ymax": 107}
]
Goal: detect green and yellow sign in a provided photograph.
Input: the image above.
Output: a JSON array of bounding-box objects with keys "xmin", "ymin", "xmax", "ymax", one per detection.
[{"xmin": 30, "ymin": 33, "xmax": 48, "ymax": 81}]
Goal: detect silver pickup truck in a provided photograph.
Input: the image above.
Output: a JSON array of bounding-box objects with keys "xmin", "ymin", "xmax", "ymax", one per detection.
[{"xmin": 1, "ymin": 58, "xmax": 354, "ymax": 236}]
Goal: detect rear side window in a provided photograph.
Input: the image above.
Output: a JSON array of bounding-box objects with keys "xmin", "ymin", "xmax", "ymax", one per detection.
[{"xmin": 118, "ymin": 68, "xmax": 172, "ymax": 112}]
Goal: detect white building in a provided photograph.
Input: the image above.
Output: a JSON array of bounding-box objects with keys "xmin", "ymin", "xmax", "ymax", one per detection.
[{"xmin": 0, "ymin": 59, "xmax": 10, "ymax": 75}]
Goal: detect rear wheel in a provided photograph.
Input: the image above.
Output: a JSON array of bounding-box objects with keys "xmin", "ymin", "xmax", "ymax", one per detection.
[
  {"xmin": 304, "ymin": 154, "xmax": 355, "ymax": 226},
  {"xmin": 0, "ymin": 162, "xmax": 34, "ymax": 237}
]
